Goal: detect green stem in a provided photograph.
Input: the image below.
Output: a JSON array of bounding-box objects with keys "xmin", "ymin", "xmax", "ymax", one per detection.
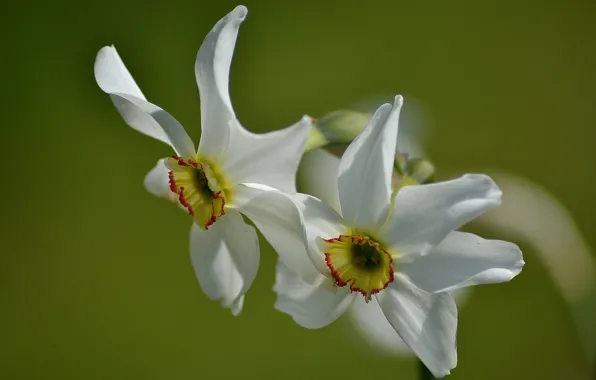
[{"xmin": 418, "ymin": 359, "xmax": 435, "ymax": 380}]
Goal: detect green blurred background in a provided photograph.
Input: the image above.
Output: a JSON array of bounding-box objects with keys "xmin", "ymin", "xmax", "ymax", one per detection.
[{"xmin": 2, "ymin": 0, "xmax": 595, "ymax": 378}]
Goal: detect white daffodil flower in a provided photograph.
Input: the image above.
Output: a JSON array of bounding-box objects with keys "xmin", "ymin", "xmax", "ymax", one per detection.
[
  {"xmin": 273, "ymin": 96, "xmax": 524, "ymax": 377},
  {"xmin": 299, "ymin": 108, "xmax": 471, "ymax": 357},
  {"xmin": 94, "ymin": 5, "xmax": 311, "ymax": 315}
]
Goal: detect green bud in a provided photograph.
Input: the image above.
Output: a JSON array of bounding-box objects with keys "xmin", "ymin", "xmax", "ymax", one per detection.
[
  {"xmin": 304, "ymin": 123, "xmax": 327, "ymax": 151},
  {"xmin": 304, "ymin": 110, "xmax": 371, "ymax": 152},
  {"xmin": 394, "ymin": 153, "xmax": 409, "ymax": 176},
  {"xmin": 404, "ymin": 158, "xmax": 435, "ymax": 184}
]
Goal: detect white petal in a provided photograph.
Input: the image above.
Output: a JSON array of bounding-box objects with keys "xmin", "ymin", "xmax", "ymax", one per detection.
[
  {"xmin": 377, "ymin": 274, "xmax": 457, "ymax": 377},
  {"xmin": 338, "ymin": 96, "xmax": 403, "ymax": 230},
  {"xmin": 94, "ymin": 46, "xmax": 146, "ymax": 100},
  {"xmin": 291, "ymin": 193, "xmax": 347, "ymax": 274},
  {"xmin": 348, "ymin": 288, "xmax": 471, "ymax": 356},
  {"xmin": 189, "ymin": 210, "xmax": 259, "ymax": 315},
  {"xmin": 222, "ymin": 116, "xmax": 312, "ymax": 193},
  {"xmin": 143, "ymin": 158, "xmax": 171, "ymax": 199},
  {"xmin": 231, "ymin": 183, "xmax": 324, "ymax": 282},
  {"xmin": 348, "ymin": 296, "xmax": 412, "ymax": 355},
  {"xmin": 195, "ymin": 6, "xmax": 247, "ymax": 162},
  {"xmin": 401, "ymin": 231, "xmax": 524, "ymax": 293},
  {"xmin": 298, "ymin": 148, "xmax": 341, "ymax": 213},
  {"xmin": 274, "ymin": 260, "xmax": 355, "ymax": 329},
  {"xmin": 95, "ymin": 46, "xmax": 195, "ymax": 157},
  {"xmin": 382, "ymin": 174, "xmax": 502, "ymax": 255}
]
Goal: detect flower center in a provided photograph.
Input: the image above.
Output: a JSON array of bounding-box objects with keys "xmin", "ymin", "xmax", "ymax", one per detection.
[
  {"xmin": 166, "ymin": 156, "xmax": 226, "ymax": 230},
  {"xmin": 320, "ymin": 235, "xmax": 394, "ymax": 302}
]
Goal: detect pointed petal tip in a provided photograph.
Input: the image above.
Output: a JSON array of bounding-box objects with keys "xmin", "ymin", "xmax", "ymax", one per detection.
[
  {"xmin": 94, "ymin": 46, "xmax": 114, "ymax": 75},
  {"xmin": 393, "ymin": 95, "xmax": 404, "ymax": 106},
  {"xmin": 97, "ymin": 45, "xmax": 115, "ymax": 55},
  {"xmin": 230, "ymin": 295, "xmax": 244, "ymax": 316},
  {"xmin": 462, "ymin": 173, "xmax": 503, "ymax": 201},
  {"xmin": 231, "ymin": 5, "xmax": 248, "ymax": 20},
  {"xmin": 95, "ymin": 45, "xmax": 119, "ymax": 67},
  {"xmin": 299, "ymin": 114, "xmax": 315, "ymax": 128}
]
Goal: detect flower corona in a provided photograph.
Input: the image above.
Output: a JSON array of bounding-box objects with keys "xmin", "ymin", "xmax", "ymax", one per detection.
[
  {"xmin": 166, "ymin": 156, "xmax": 228, "ymax": 229},
  {"xmin": 320, "ymin": 234, "xmax": 394, "ymax": 302}
]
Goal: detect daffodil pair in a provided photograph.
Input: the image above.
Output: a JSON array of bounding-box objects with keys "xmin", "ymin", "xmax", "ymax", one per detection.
[{"xmin": 95, "ymin": 5, "xmax": 524, "ymax": 377}]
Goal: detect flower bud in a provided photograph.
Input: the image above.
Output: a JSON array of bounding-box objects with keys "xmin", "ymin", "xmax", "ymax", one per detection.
[
  {"xmin": 404, "ymin": 158, "xmax": 435, "ymax": 184},
  {"xmin": 304, "ymin": 110, "xmax": 371, "ymax": 151}
]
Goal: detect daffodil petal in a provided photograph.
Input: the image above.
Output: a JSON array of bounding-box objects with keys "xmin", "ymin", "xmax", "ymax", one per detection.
[
  {"xmin": 338, "ymin": 96, "xmax": 403, "ymax": 230},
  {"xmin": 400, "ymin": 231, "xmax": 524, "ymax": 293},
  {"xmin": 189, "ymin": 210, "xmax": 259, "ymax": 316},
  {"xmin": 348, "ymin": 296, "xmax": 411, "ymax": 355},
  {"xmin": 292, "ymin": 193, "xmax": 345, "ymax": 238},
  {"xmin": 299, "ymin": 148, "xmax": 342, "ymax": 213},
  {"xmin": 274, "ymin": 260, "xmax": 356, "ymax": 329},
  {"xmin": 349, "ymin": 288, "xmax": 471, "ymax": 356},
  {"xmin": 143, "ymin": 158, "xmax": 171, "ymax": 199},
  {"xmin": 222, "ymin": 116, "xmax": 312, "ymax": 193},
  {"xmin": 377, "ymin": 274, "xmax": 457, "ymax": 378},
  {"xmin": 94, "ymin": 46, "xmax": 195, "ymax": 157},
  {"xmin": 94, "ymin": 46, "xmax": 146, "ymax": 99},
  {"xmin": 231, "ymin": 183, "xmax": 325, "ymax": 283},
  {"xmin": 291, "ymin": 193, "xmax": 348, "ymax": 273},
  {"xmin": 195, "ymin": 6, "xmax": 247, "ymax": 162},
  {"xmin": 382, "ymin": 174, "xmax": 502, "ymax": 255}
]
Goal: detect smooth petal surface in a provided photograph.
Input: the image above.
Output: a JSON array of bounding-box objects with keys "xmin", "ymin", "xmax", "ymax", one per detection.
[
  {"xmin": 378, "ymin": 274, "xmax": 457, "ymax": 377},
  {"xmin": 95, "ymin": 46, "xmax": 195, "ymax": 157},
  {"xmin": 382, "ymin": 174, "xmax": 502, "ymax": 255},
  {"xmin": 349, "ymin": 296, "xmax": 411, "ymax": 354},
  {"xmin": 299, "ymin": 148, "xmax": 341, "ymax": 213},
  {"xmin": 274, "ymin": 261, "xmax": 355, "ymax": 329},
  {"xmin": 143, "ymin": 158, "xmax": 171, "ymax": 199},
  {"xmin": 291, "ymin": 193, "xmax": 347, "ymax": 275},
  {"xmin": 94, "ymin": 46, "xmax": 146, "ymax": 100},
  {"xmin": 232, "ymin": 183, "xmax": 324, "ymax": 282},
  {"xmin": 348, "ymin": 288, "xmax": 471, "ymax": 356},
  {"xmin": 195, "ymin": 6, "xmax": 246, "ymax": 162},
  {"xmin": 401, "ymin": 231, "xmax": 524, "ymax": 293},
  {"xmin": 338, "ymin": 96, "xmax": 403, "ymax": 230},
  {"xmin": 189, "ymin": 210, "xmax": 259, "ymax": 315},
  {"xmin": 222, "ymin": 116, "xmax": 312, "ymax": 193}
]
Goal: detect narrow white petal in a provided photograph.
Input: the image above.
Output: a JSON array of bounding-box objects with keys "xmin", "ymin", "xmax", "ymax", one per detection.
[
  {"xmin": 94, "ymin": 46, "xmax": 146, "ymax": 100},
  {"xmin": 222, "ymin": 116, "xmax": 312, "ymax": 193},
  {"xmin": 189, "ymin": 210, "xmax": 259, "ymax": 315},
  {"xmin": 95, "ymin": 46, "xmax": 195, "ymax": 157},
  {"xmin": 143, "ymin": 158, "xmax": 171, "ymax": 199},
  {"xmin": 291, "ymin": 193, "xmax": 347, "ymax": 275},
  {"xmin": 232, "ymin": 183, "xmax": 325, "ymax": 282},
  {"xmin": 299, "ymin": 148, "xmax": 342, "ymax": 213},
  {"xmin": 195, "ymin": 6, "xmax": 247, "ymax": 162},
  {"xmin": 382, "ymin": 174, "xmax": 502, "ymax": 255},
  {"xmin": 338, "ymin": 96, "xmax": 403, "ymax": 230},
  {"xmin": 348, "ymin": 289, "xmax": 471, "ymax": 356},
  {"xmin": 377, "ymin": 274, "xmax": 457, "ymax": 377},
  {"xmin": 348, "ymin": 296, "xmax": 411, "ymax": 355},
  {"xmin": 401, "ymin": 231, "xmax": 524, "ymax": 293},
  {"xmin": 274, "ymin": 260, "xmax": 355, "ymax": 329}
]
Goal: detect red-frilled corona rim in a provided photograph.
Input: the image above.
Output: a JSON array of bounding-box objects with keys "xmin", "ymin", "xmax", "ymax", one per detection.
[
  {"xmin": 322, "ymin": 235, "xmax": 394, "ymax": 302},
  {"xmin": 167, "ymin": 156, "xmax": 226, "ymax": 229}
]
